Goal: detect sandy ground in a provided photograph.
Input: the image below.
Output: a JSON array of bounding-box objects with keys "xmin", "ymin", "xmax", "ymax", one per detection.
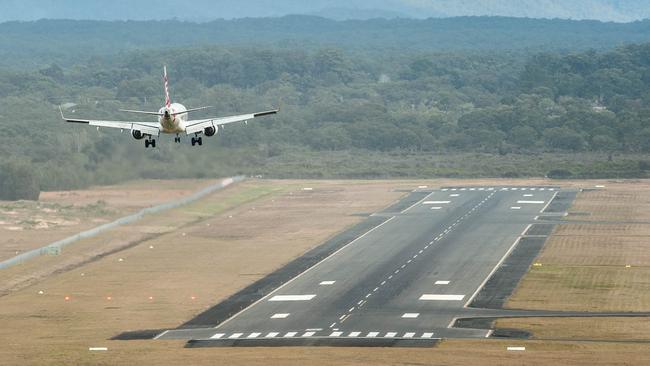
[
  {"xmin": 1, "ymin": 178, "xmax": 650, "ymax": 365},
  {"xmin": 0, "ymin": 179, "xmax": 215, "ymax": 261}
]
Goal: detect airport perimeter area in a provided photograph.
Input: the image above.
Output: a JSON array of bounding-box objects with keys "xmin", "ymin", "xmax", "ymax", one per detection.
[{"xmin": 2, "ymin": 178, "xmax": 650, "ymax": 365}]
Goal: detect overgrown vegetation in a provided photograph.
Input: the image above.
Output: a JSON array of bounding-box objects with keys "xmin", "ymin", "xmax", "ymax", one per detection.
[{"xmin": 1, "ymin": 17, "xmax": 650, "ymax": 199}]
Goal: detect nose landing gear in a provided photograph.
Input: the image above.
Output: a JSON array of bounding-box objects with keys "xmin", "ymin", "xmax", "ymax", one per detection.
[{"xmin": 174, "ymin": 135, "xmax": 181, "ymax": 143}]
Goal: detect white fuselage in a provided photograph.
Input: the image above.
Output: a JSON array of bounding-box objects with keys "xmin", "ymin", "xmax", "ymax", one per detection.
[{"xmin": 158, "ymin": 103, "xmax": 188, "ymax": 134}]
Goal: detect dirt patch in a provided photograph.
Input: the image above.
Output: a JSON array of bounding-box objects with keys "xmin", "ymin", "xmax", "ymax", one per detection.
[{"xmin": 0, "ymin": 179, "xmax": 218, "ymax": 262}]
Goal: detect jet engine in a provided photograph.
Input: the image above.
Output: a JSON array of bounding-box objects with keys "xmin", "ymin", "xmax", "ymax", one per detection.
[
  {"xmin": 204, "ymin": 126, "xmax": 217, "ymax": 137},
  {"xmin": 132, "ymin": 130, "xmax": 145, "ymax": 140}
]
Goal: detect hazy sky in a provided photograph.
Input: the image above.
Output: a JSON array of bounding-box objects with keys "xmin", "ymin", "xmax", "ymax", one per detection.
[{"xmin": 0, "ymin": 0, "xmax": 648, "ymax": 22}]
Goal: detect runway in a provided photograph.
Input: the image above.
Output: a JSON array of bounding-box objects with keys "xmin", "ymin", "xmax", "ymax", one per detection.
[{"xmin": 155, "ymin": 186, "xmax": 570, "ymax": 344}]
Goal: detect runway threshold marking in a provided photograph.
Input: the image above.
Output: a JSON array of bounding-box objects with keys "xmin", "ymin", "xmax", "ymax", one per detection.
[
  {"xmin": 269, "ymin": 295, "xmax": 316, "ymax": 301},
  {"xmin": 419, "ymin": 294, "xmax": 465, "ymax": 301},
  {"xmin": 210, "ymin": 333, "xmax": 225, "ymax": 339}
]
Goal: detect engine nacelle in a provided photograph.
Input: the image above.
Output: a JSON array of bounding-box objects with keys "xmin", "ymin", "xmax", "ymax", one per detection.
[
  {"xmin": 204, "ymin": 126, "xmax": 217, "ymax": 137},
  {"xmin": 132, "ymin": 130, "xmax": 145, "ymax": 140}
]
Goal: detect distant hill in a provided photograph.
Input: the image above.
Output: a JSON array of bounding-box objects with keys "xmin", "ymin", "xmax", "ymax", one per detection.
[
  {"xmin": 2, "ymin": 16, "xmax": 650, "ymax": 68},
  {"xmin": 1, "ymin": 0, "xmax": 650, "ymax": 22}
]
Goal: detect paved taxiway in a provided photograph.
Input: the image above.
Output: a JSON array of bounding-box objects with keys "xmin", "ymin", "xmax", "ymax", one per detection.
[{"xmin": 156, "ymin": 186, "xmax": 571, "ymax": 343}]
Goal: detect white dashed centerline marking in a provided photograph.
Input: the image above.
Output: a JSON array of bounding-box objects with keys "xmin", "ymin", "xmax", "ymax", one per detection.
[
  {"xmin": 423, "ymin": 201, "xmax": 451, "ymax": 205},
  {"xmin": 402, "ymin": 313, "xmax": 420, "ymax": 318},
  {"xmin": 271, "ymin": 313, "xmax": 290, "ymax": 319},
  {"xmin": 319, "ymin": 281, "xmax": 336, "ymax": 285},
  {"xmin": 435, "ymin": 280, "xmax": 450, "ymax": 285},
  {"xmin": 517, "ymin": 200, "xmax": 545, "ymax": 204}
]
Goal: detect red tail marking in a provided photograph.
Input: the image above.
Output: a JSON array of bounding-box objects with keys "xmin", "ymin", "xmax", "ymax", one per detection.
[{"xmin": 163, "ymin": 66, "xmax": 171, "ymax": 108}]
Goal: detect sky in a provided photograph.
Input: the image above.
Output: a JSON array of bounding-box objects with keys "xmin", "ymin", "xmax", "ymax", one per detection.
[{"xmin": 0, "ymin": 0, "xmax": 648, "ymax": 23}]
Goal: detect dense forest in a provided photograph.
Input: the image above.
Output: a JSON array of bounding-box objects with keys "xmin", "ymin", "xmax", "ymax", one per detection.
[
  {"xmin": 1, "ymin": 17, "xmax": 650, "ymax": 199},
  {"xmin": 3, "ymin": 16, "xmax": 650, "ymax": 69}
]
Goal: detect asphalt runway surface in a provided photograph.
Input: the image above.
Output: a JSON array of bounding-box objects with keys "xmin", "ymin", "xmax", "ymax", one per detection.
[{"xmin": 154, "ymin": 186, "xmax": 586, "ymax": 345}]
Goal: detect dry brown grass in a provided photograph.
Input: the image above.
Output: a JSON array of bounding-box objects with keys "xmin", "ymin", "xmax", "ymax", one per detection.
[
  {"xmin": 496, "ymin": 317, "xmax": 650, "ymax": 341},
  {"xmin": 503, "ymin": 180, "xmax": 650, "ymax": 341}
]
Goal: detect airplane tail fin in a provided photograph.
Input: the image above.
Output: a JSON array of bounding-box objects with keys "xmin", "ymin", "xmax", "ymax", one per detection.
[{"xmin": 163, "ymin": 66, "xmax": 171, "ymax": 108}]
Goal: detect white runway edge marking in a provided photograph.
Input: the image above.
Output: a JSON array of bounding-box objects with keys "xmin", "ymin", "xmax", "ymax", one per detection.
[
  {"xmin": 435, "ymin": 280, "xmax": 451, "ymax": 285},
  {"xmin": 210, "ymin": 333, "xmax": 225, "ymax": 339},
  {"xmin": 271, "ymin": 313, "xmax": 290, "ymax": 319},
  {"xmin": 450, "ymin": 194, "xmax": 460, "ymax": 197},
  {"xmin": 402, "ymin": 313, "xmax": 420, "ymax": 318},
  {"xmin": 419, "ymin": 294, "xmax": 465, "ymax": 301},
  {"xmin": 423, "ymin": 201, "xmax": 451, "ymax": 205},
  {"xmin": 268, "ymin": 295, "xmax": 316, "ymax": 301},
  {"xmin": 319, "ymin": 280, "xmax": 336, "ymax": 285},
  {"xmin": 517, "ymin": 200, "xmax": 545, "ymax": 204}
]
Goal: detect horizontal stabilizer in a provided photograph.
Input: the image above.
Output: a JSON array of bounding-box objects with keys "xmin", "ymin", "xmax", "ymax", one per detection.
[{"xmin": 119, "ymin": 109, "xmax": 164, "ymax": 116}]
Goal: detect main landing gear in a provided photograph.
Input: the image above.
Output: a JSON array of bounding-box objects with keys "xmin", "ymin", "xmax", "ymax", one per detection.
[
  {"xmin": 144, "ymin": 138, "xmax": 156, "ymax": 148},
  {"xmin": 191, "ymin": 136, "xmax": 203, "ymax": 146},
  {"xmin": 174, "ymin": 135, "xmax": 181, "ymax": 143}
]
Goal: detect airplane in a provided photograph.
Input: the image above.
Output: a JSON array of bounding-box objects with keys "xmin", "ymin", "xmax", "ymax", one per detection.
[{"xmin": 60, "ymin": 66, "xmax": 278, "ymax": 148}]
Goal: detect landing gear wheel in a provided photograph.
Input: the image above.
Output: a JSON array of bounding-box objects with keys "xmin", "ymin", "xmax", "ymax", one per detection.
[
  {"xmin": 197, "ymin": 137, "xmax": 203, "ymax": 146},
  {"xmin": 174, "ymin": 136, "xmax": 181, "ymax": 143},
  {"xmin": 145, "ymin": 140, "xmax": 150, "ymax": 148},
  {"xmin": 191, "ymin": 137, "xmax": 196, "ymax": 146},
  {"xmin": 151, "ymin": 139, "xmax": 156, "ymax": 148}
]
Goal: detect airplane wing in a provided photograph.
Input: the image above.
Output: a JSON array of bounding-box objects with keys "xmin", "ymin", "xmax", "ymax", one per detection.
[
  {"xmin": 60, "ymin": 107, "xmax": 161, "ymax": 136},
  {"xmin": 184, "ymin": 109, "xmax": 278, "ymax": 135}
]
